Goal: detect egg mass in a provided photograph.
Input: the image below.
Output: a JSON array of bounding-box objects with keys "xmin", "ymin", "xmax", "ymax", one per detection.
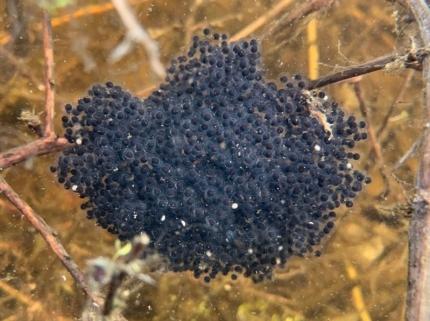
[{"xmin": 54, "ymin": 29, "xmax": 370, "ymax": 282}]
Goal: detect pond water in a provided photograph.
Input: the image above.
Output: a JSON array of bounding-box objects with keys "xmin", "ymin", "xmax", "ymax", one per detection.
[{"xmin": 0, "ymin": 0, "xmax": 423, "ymax": 320}]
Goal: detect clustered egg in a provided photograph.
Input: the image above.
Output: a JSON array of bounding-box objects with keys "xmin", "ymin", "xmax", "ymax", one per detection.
[{"xmin": 53, "ymin": 29, "xmax": 370, "ymax": 282}]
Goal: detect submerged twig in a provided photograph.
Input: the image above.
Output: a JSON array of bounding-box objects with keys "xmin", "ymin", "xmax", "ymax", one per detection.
[
  {"xmin": 308, "ymin": 48, "xmax": 428, "ymax": 89},
  {"xmin": 306, "ymin": 18, "xmax": 319, "ymax": 80},
  {"xmin": 0, "ymin": 11, "xmax": 69, "ymax": 170},
  {"xmin": 184, "ymin": 0, "xmax": 203, "ymax": 46},
  {"xmin": 42, "ymin": 11, "xmax": 55, "ymax": 138},
  {"xmin": 82, "ymin": 235, "xmax": 160, "ymax": 319},
  {"xmin": 362, "ymin": 70, "xmax": 415, "ymax": 171},
  {"xmin": 230, "ymin": 0, "xmax": 294, "ymax": 41},
  {"xmin": 393, "ymin": 131, "xmax": 425, "ymax": 171},
  {"xmin": 377, "ymin": 69, "xmax": 415, "ymax": 138},
  {"xmin": 0, "ymin": 47, "xmax": 42, "ymax": 88},
  {"xmin": 403, "ymin": 1, "xmax": 430, "ymax": 321},
  {"xmin": 353, "ymin": 82, "xmax": 383, "ymax": 164},
  {"xmin": 262, "ymin": 0, "xmax": 334, "ymax": 50},
  {"xmin": 110, "ymin": 0, "xmax": 165, "ymax": 78},
  {"xmin": 352, "ymin": 81, "xmax": 390, "ymax": 197},
  {"xmin": 0, "ymin": 177, "xmax": 96, "ymax": 304},
  {"xmin": 0, "ymin": 10, "xmax": 106, "ymax": 317},
  {"xmin": 345, "ymin": 261, "xmax": 372, "ymax": 321},
  {"xmin": 0, "ymin": 280, "xmax": 43, "ymax": 312},
  {"xmin": 0, "ymin": 136, "xmax": 69, "ymax": 170}
]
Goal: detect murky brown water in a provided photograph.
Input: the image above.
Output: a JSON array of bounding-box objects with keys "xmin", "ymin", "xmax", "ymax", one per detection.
[{"xmin": 0, "ymin": 0, "xmax": 423, "ymax": 320}]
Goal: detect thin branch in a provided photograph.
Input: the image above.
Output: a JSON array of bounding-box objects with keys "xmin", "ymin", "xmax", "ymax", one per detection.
[
  {"xmin": 0, "ymin": 11, "xmax": 110, "ymax": 318},
  {"xmin": 0, "ymin": 177, "xmax": 98, "ymax": 304},
  {"xmin": 404, "ymin": 1, "xmax": 430, "ymax": 321},
  {"xmin": 353, "ymin": 81, "xmax": 390, "ymax": 197},
  {"xmin": 81, "ymin": 236, "xmax": 156, "ymax": 319},
  {"xmin": 230, "ymin": 0, "xmax": 294, "ymax": 42},
  {"xmin": 362, "ymin": 70, "xmax": 415, "ymax": 171},
  {"xmin": 353, "ymin": 82, "xmax": 384, "ymax": 164},
  {"xmin": 344, "ymin": 261, "xmax": 372, "ymax": 321},
  {"xmin": 0, "ymin": 47, "xmax": 43, "ymax": 88},
  {"xmin": 0, "ymin": 0, "xmax": 151, "ymax": 47},
  {"xmin": 307, "ymin": 18, "xmax": 319, "ymax": 80},
  {"xmin": 110, "ymin": 0, "xmax": 165, "ymax": 79},
  {"xmin": 103, "ymin": 272, "xmax": 127, "ymax": 315},
  {"xmin": 0, "ymin": 137, "xmax": 69, "ymax": 170},
  {"xmin": 42, "ymin": 11, "xmax": 55, "ymax": 138},
  {"xmin": 393, "ymin": 131, "xmax": 425, "ymax": 171},
  {"xmin": 377, "ymin": 69, "xmax": 415, "ymax": 138},
  {"xmin": 0, "ymin": 15, "xmax": 69, "ymax": 168},
  {"xmin": 102, "ymin": 235, "xmax": 153, "ymax": 316},
  {"xmin": 184, "ymin": 0, "xmax": 203, "ymax": 46},
  {"xmin": 0, "ymin": 280, "xmax": 42, "ymax": 311},
  {"xmin": 262, "ymin": 0, "xmax": 335, "ymax": 51},
  {"xmin": 307, "ymin": 48, "xmax": 428, "ymax": 90}
]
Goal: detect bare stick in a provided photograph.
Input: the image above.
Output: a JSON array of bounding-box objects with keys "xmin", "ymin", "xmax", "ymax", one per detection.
[
  {"xmin": 0, "ymin": 12, "xmax": 69, "ymax": 171},
  {"xmin": 404, "ymin": 1, "xmax": 430, "ymax": 321},
  {"xmin": 103, "ymin": 272, "xmax": 127, "ymax": 315},
  {"xmin": 230, "ymin": 0, "xmax": 294, "ymax": 42},
  {"xmin": 362, "ymin": 70, "xmax": 415, "ymax": 170},
  {"xmin": 393, "ymin": 132, "xmax": 425, "ymax": 171},
  {"xmin": 0, "ymin": 137, "xmax": 69, "ymax": 170},
  {"xmin": 0, "ymin": 9, "xmax": 92, "ymax": 307},
  {"xmin": 110, "ymin": 0, "xmax": 165, "ymax": 78},
  {"xmin": 307, "ymin": 49, "xmax": 427, "ymax": 90},
  {"xmin": 353, "ymin": 82, "xmax": 384, "ymax": 164},
  {"xmin": 102, "ymin": 235, "xmax": 153, "ymax": 315},
  {"xmin": 0, "ymin": 280, "xmax": 43, "ymax": 313},
  {"xmin": 307, "ymin": 18, "xmax": 319, "ymax": 80},
  {"xmin": 262, "ymin": 0, "xmax": 335, "ymax": 50},
  {"xmin": 184, "ymin": 0, "xmax": 203, "ymax": 46},
  {"xmin": 0, "ymin": 177, "xmax": 98, "ymax": 304},
  {"xmin": 377, "ymin": 69, "xmax": 415, "ymax": 138},
  {"xmin": 42, "ymin": 11, "xmax": 55, "ymax": 138},
  {"xmin": 0, "ymin": 1, "xmax": 151, "ymax": 47},
  {"xmin": 0, "ymin": 10, "xmax": 102, "ymax": 313},
  {"xmin": 353, "ymin": 81, "xmax": 390, "ymax": 197},
  {"xmin": 0, "ymin": 47, "xmax": 43, "ymax": 88}
]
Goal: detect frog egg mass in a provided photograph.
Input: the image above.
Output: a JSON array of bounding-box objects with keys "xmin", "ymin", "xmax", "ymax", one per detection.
[{"xmin": 53, "ymin": 29, "xmax": 370, "ymax": 282}]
